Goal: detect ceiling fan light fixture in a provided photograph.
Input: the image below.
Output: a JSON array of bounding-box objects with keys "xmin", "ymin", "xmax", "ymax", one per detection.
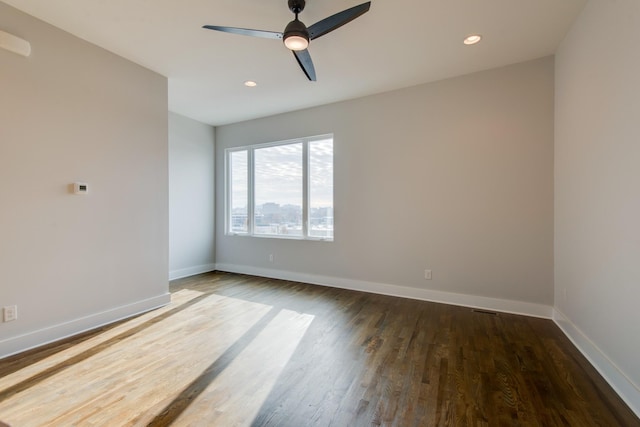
[{"xmin": 284, "ymin": 34, "xmax": 309, "ymax": 50}]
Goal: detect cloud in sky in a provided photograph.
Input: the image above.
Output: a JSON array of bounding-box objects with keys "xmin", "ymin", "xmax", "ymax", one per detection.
[
  {"xmin": 230, "ymin": 138, "xmax": 333, "ymax": 210},
  {"xmin": 309, "ymin": 138, "xmax": 333, "ymax": 208},
  {"xmin": 255, "ymin": 143, "xmax": 303, "ymax": 207}
]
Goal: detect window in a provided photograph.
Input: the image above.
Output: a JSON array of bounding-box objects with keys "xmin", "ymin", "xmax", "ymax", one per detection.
[
  {"xmin": 226, "ymin": 135, "xmax": 333, "ymax": 241},
  {"xmin": 229, "ymin": 151, "xmax": 249, "ymax": 233}
]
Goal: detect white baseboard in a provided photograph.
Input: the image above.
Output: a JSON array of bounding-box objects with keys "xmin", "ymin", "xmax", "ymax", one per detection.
[
  {"xmin": 0, "ymin": 293, "xmax": 171, "ymax": 360},
  {"xmin": 214, "ymin": 263, "xmax": 553, "ymax": 319},
  {"xmin": 169, "ymin": 263, "xmax": 216, "ymax": 280},
  {"xmin": 553, "ymin": 309, "xmax": 640, "ymax": 418}
]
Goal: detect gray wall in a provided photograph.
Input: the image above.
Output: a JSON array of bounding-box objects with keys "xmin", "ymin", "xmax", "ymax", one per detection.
[
  {"xmin": 555, "ymin": 0, "xmax": 640, "ymax": 414},
  {"xmin": 169, "ymin": 112, "xmax": 215, "ymax": 279},
  {"xmin": 0, "ymin": 3, "xmax": 169, "ymax": 357},
  {"xmin": 216, "ymin": 57, "xmax": 555, "ymax": 314}
]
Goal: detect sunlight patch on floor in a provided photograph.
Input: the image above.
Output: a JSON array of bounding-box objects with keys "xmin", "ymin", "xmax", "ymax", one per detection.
[
  {"xmin": 0, "ymin": 292, "xmax": 271, "ymax": 426},
  {"xmin": 0, "ymin": 288, "xmax": 204, "ymax": 393},
  {"xmin": 171, "ymin": 309, "xmax": 314, "ymax": 426}
]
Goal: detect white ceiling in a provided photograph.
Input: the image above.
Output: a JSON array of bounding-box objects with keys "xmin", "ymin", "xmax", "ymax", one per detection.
[{"xmin": 4, "ymin": 0, "xmax": 586, "ymax": 126}]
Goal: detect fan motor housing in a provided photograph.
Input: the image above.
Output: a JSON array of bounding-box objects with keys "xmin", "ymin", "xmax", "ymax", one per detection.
[{"xmin": 284, "ymin": 19, "xmax": 309, "ymax": 40}]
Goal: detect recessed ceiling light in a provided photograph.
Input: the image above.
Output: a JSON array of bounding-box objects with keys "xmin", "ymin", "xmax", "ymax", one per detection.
[
  {"xmin": 463, "ymin": 34, "xmax": 482, "ymax": 45},
  {"xmin": 244, "ymin": 80, "xmax": 257, "ymax": 87}
]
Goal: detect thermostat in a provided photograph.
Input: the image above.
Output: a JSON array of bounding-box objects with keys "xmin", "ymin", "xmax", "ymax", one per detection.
[{"xmin": 73, "ymin": 182, "xmax": 89, "ymax": 194}]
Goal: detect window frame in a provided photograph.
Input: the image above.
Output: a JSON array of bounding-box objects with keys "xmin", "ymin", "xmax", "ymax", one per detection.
[{"xmin": 224, "ymin": 134, "xmax": 334, "ymax": 241}]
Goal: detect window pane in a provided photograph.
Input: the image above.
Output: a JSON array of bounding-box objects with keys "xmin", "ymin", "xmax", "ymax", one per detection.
[
  {"xmin": 229, "ymin": 150, "xmax": 248, "ymax": 233},
  {"xmin": 309, "ymin": 138, "xmax": 334, "ymax": 239},
  {"xmin": 254, "ymin": 143, "xmax": 303, "ymax": 236}
]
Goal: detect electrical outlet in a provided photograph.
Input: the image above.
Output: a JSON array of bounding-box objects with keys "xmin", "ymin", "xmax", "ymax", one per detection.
[
  {"xmin": 269, "ymin": 254, "xmax": 274, "ymax": 263},
  {"xmin": 424, "ymin": 269, "xmax": 432, "ymax": 280},
  {"xmin": 3, "ymin": 305, "xmax": 18, "ymax": 322}
]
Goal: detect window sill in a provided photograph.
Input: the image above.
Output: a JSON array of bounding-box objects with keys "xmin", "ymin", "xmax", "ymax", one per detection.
[{"xmin": 226, "ymin": 233, "xmax": 333, "ymax": 242}]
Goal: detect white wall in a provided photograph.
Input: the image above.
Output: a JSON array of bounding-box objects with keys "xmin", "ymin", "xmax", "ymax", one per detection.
[
  {"xmin": 554, "ymin": 0, "xmax": 640, "ymax": 415},
  {"xmin": 216, "ymin": 57, "xmax": 555, "ymax": 317},
  {"xmin": 0, "ymin": 3, "xmax": 170, "ymax": 358},
  {"xmin": 169, "ymin": 112, "xmax": 215, "ymax": 280}
]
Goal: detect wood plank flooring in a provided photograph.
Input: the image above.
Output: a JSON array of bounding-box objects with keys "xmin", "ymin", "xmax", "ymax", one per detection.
[{"xmin": 0, "ymin": 272, "xmax": 638, "ymax": 426}]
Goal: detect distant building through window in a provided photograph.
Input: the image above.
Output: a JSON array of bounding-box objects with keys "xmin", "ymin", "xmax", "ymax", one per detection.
[{"xmin": 226, "ymin": 135, "xmax": 334, "ymax": 241}]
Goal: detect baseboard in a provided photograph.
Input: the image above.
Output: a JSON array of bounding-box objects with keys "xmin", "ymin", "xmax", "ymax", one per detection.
[
  {"xmin": 0, "ymin": 293, "xmax": 171, "ymax": 360},
  {"xmin": 553, "ymin": 309, "xmax": 640, "ymax": 418},
  {"xmin": 214, "ymin": 263, "xmax": 553, "ymax": 319},
  {"xmin": 169, "ymin": 263, "xmax": 216, "ymax": 280}
]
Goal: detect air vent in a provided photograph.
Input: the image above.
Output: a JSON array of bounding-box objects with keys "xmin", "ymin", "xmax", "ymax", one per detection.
[{"xmin": 472, "ymin": 309, "xmax": 498, "ymax": 316}]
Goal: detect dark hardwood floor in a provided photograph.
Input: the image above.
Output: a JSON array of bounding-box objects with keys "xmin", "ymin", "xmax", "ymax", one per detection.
[{"xmin": 0, "ymin": 272, "xmax": 638, "ymax": 426}]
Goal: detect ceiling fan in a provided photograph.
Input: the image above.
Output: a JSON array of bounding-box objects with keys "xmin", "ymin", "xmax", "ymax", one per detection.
[{"xmin": 203, "ymin": 0, "xmax": 371, "ymax": 81}]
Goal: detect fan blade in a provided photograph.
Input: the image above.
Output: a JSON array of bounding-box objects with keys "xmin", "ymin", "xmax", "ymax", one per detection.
[
  {"xmin": 203, "ymin": 25, "xmax": 283, "ymax": 40},
  {"xmin": 308, "ymin": 2, "xmax": 371, "ymax": 40},
  {"xmin": 293, "ymin": 49, "xmax": 316, "ymax": 81}
]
